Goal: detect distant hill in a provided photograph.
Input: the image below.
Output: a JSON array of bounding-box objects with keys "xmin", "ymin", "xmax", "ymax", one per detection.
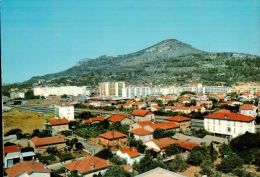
[{"xmin": 26, "ymin": 39, "xmax": 260, "ymax": 87}]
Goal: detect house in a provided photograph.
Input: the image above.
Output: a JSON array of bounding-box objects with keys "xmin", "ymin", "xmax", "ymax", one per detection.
[
  {"xmin": 131, "ymin": 109, "xmax": 155, "ymax": 122},
  {"xmin": 240, "ymin": 104, "xmax": 257, "ymax": 118},
  {"xmin": 99, "ymin": 131, "xmax": 127, "ymax": 146},
  {"xmin": 150, "ymin": 105, "xmax": 162, "ymax": 112},
  {"xmin": 31, "ymin": 135, "xmax": 66, "ymax": 153},
  {"xmin": 83, "ymin": 116, "xmax": 104, "ymax": 124},
  {"xmin": 64, "ymin": 156, "xmax": 111, "ymax": 177},
  {"xmin": 4, "ymin": 145, "xmax": 36, "ymax": 168},
  {"xmin": 190, "ymin": 106, "xmax": 206, "ymax": 113},
  {"xmin": 133, "ymin": 102, "xmax": 147, "ymax": 109},
  {"xmin": 179, "ymin": 97, "xmax": 191, "ymax": 104},
  {"xmin": 204, "ymin": 112, "xmax": 255, "ymax": 138},
  {"xmin": 128, "ymin": 128, "xmax": 153, "ymax": 143},
  {"xmin": 116, "ymin": 147, "xmax": 143, "ymax": 165},
  {"xmin": 55, "ymin": 102, "xmax": 74, "ymax": 121},
  {"xmin": 167, "ymin": 116, "xmax": 191, "ymax": 131},
  {"xmin": 145, "ymin": 137, "xmax": 177, "ymax": 153},
  {"xmin": 46, "ymin": 118, "xmax": 69, "ymax": 135},
  {"xmin": 135, "ymin": 167, "xmax": 186, "ymax": 177},
  {"xmin": 165, "ymin": 106, "xmax": 191, "ymax": 114},
  {"xmin": 108, "ymin": 114, "xmax": 134, "ymax": 125},
  {"xmin": 131, "ymin": 121, "xmax": 179, "ymax": 133},
  {"xmin": 123, "ymin": 101, "xmax": 134, "ymax": 109},
  {"xmin": 196, "ymin": 100, "xmax": 213, "ymax": 109},
  {"xmin": 6, "ymin": 161, "xmax": 51, "ymax": 177}
]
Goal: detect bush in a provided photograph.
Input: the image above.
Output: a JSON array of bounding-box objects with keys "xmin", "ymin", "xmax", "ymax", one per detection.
[
  {"xmin": 187, "ymin": 146, "xmax": 210, "ymax": 166},
  {"xmin": 165, "ymin": 144, "xmax": 179, "ymax": 157},
  {"xmin": 110, "ymin": 156, "xmax": 125, "ymax": 165},
  {"xmin": 47, "ymin": 147, "xmax": 59, "ymax": 155},
  {"xmin": 200, "ymin": 159, "xmax": 214, "ymax": 176},
  {"xmin": 128, "ymin": 138, "xmax": 146, "ymax": 153},
  {"xmin": 75, "ymin": 142, "xmax": 84, "ymax": 150},
  {"xmin": 21, "ymin": 147, "xmax": 34, "ymax": 152},
  {"xmin": 36, "ymin": 154, "xmax": 56, "ymax": 164},
  {"xmin": 153, "ymin": 128, "xmax": 175, "ymax": 139},
  {"xmin": 217, "ymin": 153, "xmax": 244, "ymax": 173},
  {"xmin": 103, "ymin": 166, "xmax": 131, "ymax": 177},
  {"xmin": 168, "ymin": 155, "xmax": 188, "ymax": 172},
  {"xmin": 59, "ymin": 153, "xmax": 75, "ymax": 162},
  {"xmin": 95, "ymin": 148, "xmax": 113, "ymax": 160}
]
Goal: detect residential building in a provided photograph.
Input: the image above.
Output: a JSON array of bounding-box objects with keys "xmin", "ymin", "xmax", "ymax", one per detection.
[
  {"xmin": 83, "ymin": 116, "xmax": 104, "ymax": 124},
  {"xmin": 45, "ymin": 118, "xmax": 69, "ymax": 136},
  {"xmin": 99, "ymin": 131, "xmax": 127, "ymax": 146},
  {"xmin": 165, "ymin": 106, "xmax": 191, "ymax": 114},
  {"xmin": 145, "ymin": 137, "xmax": 177, "ymax": 153},
  {"xmin": 33, "ymin": 86, "xmax": 90, "ymax": 97},
  {"xmin": 10, "ymin": 92, "xmax": 25, "ymax": 99},
  {"xmin": 99, "ymin": 81, "xmax": 126, "ymax": 97},
  {"xmin": 125, "ymin": 86, "xmax": 151, "ymax": 98},
  {"xmin": 128, "ymin": 128, "xmax": 153, "ymax": 143},
  {"xmin": 108, "ymin": 114, "xmax": 134, "ymax": 125},
  {"xmin": 31, "ymin": 135, "xmax": 66, "ymax": 153},
  {"xmin": 167, "ymin": 116, "xmax": 191, "ymax": 131},
  {"xmin": 6, "ymin": 161, "xmax": 51, "ymax": 177},
  {"xmin": 204, "ymin": 112, "xmax": 255, "ymax": 138},
  {"xmin": 116, "ymin": 147, "xmax": 143, "ymax": 165},
  {"xmin": 64, "ymin": 156, "xmax": 111, "ymax": 177},
  {"xmin": 135, "ymin": 167, "xmax": 186, "ymax": 177},
  {"xmin": 190, "ymin": 106, "xmax": 206, "ymax": 113},
  {"xmin": 131, "ymin": 109, "xmax": 154, "ymax": 122},
  {"xmin": 240, "ymin": 104, "xmax": 257, "ymax": 118},
  {"xmin": 133, "ymin": 102, "xmax": 147, "ymax": 109},
  {"xmin": 55, "ymin": 102, "xmax": 74, "ymax": 121}
]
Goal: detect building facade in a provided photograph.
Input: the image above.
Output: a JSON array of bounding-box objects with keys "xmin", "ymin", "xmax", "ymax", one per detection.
[{"xmin": 99, "ymin": 82, "xmax": 126, "ymax": 97}]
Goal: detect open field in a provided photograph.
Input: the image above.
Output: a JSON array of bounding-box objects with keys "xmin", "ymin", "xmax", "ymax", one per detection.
[
  {"xmin": 3, "ymin": 108, "xmax": 54, "ymax": 134},
  {"xmin": 25, "ymin": 99, "xmax": 59, "ymax": 106}
]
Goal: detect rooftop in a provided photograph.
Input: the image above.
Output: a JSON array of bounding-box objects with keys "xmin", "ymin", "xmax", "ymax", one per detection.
[{"xmin": 204, "ymin": 112, "xmax": 255, "ymax": 122}]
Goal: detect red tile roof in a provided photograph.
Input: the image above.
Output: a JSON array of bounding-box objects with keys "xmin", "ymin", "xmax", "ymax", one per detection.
[
  {"xmin": 167, "ymin": 116, "xmax": 190, "ymax": 122},
  {"xmin": 138, "ymin": 121, "xmax": 154, "ymax": 127},
  {"xmin": 31, "ymin": 135, "xmax": 66, "ymax": 147},
  {"xmin": 6, "ymin": 161, "xmax": 50, "ymax": 177},
  {"xmin": 176, "ymin": 140, "xmax": 199, "ymax": 151},
  {"xmin": 83, "ymin": 117, "xmax": 104, "ymax": 124},
  {"xmin": 120, "ymin": 147, "xmax": 140, "ymax": 158},
  {"xmin": 150, "ymin": 122, "xmax": 179, "ymax": 130},
  {"xmin": 99, "ymin": 131, "xmax": 127, "ymax": 140},
  {"xmin": 64, "ymin": 156, "xmax": 111, "ymax": 174},
  {"xmin": 4, "ymin": 145, "xmax": 20, "ymax": 155},
  {"xmin": 215, "ymin": 109, "xmax": 231, "ymax": 114},
  {"xmin": 133, "ymin": 102, "xmax": 145, "ymax": 106},
  {"xmin": 108, "ymin": 114, "xmax": 127, "ymax": 123},
  {"xmin": 190, "ymin": 106, "xmax": 202, "ymax": 110},
  {"xmin": 152, "ymin": 138, "xmax": 177, "ymax": 149},
  {"xmin": 240, "ymin": 104, "xmax": 256, "ymax": 110},
  {"xmin": 132, "ymin": 109, "xmax": 152, "ymax": 117},
  {"xmin": 204, "ymin": 112, "xmax": 255, "ymax": 122},
  {"xmin": 49, "ymin": 118, "xmax": 69, "ymax": 126},
  {"xmin": 129, "ymin": 128, "xmax": 153, "ymax": 135}
]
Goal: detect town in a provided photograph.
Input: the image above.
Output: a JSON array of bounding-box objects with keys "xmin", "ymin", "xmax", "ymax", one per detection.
[{"xmin": 2, "ymin": 81, "xmax": 260, "ymax": 177}]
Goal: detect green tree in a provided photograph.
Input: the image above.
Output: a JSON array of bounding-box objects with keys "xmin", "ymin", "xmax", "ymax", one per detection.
[
  {"xmin": 165, "ymin": 144, "xmax": 179, "ymax": 157},
  {"xmin": 103, "ymin": 166, "xmax": 131, "ymax": 177},
  {"xmin": 168, "ymin": 155, "xmax": 189, "ymax": 172},
  {"xmin": 200, "ymin": 159, "xmax": 214, "ymax": 176},
  {"xmin": 217, "ymin": 153, "xmax": 244, "ymax": 173},
  {"xmin": 187, "ymin": 146, "xmax": 210, "ymax": 166}
]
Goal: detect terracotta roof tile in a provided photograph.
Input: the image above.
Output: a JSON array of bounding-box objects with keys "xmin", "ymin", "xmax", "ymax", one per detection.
[
  {"xmin": 64, "ymin": 156, "xmax": 111, "ymax": 174},
  {"xmin": 176, "ymin": 140, "xmax": 199, "ymax": 151},
  {"xmin": 167, "ymin": 116, "xmax": 190, "ymax": 122},
  {"xmin": 6, "ymin": 161, "xmax": 50, "ymax": 177},
  {"xmin": 120, "ymin": 147, "xmax": 140, "ymax": 158},
  {"xmin": 49, "ymin": 118, "xmax": 69, "ymax": 125},
  {"xmin": 31, "ymin": 135, "xmax": 66, "ymax": 147},
  {"xmin": 240, "ymin": 104, "xmax": 256, "ymax": 110},
  {"xmin": 4, "ymin": 145, "xmax": 20, "ymax": 155},
  {"xmin": 215, "ymin": 109, "xmax": 231, "ymax": 114},
  {"xmin": 150, "ymin": 122, "xmax": 179, "ymax": 130},
  {"xmin": 132, "ymin": 109, "xmax": 152, "ymax": 117},
  {"xmin": 204, "ymin": 112, "xmax": 255, "ymax": 122},
  {"xmin": 152, "ymin": 138, "xmax": 177, "ymax": 149},
  {"xmin": 129, "ymin": 128, "xmax": 153, "ymax": 135},
  {"xmin": 83, "ymin": 117, "xmax": 104, "ymax": 123},
  {"xmin": 108, "ymin": 114, "xmax": 127, "ymax": 123},
  {"xmin": 99, "ymin": 131, "xmax": 127, "ymax": 140}
]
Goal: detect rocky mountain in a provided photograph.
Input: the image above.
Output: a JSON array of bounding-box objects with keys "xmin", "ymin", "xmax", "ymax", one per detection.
[{"xmin": 27, "ymin": 39, "xmax": 260, "ymax": 87}]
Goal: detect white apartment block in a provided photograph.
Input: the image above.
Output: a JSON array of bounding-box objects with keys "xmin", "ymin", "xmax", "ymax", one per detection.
[
  {"xmin": 10, "ymin": 92, "xmax": 25, "ymax": 99},
  {"xmin": 240, "ymin": 104, "xmax": 257, "ymax": 118},
  {"xmin": 125, "ymin": 86, "xmax": 151, "ymax": 98},
  {"xmin": 99, "ymin": 81, "xmax": 126, "ymax": 97},
  {"xmin": 33, "ymin": 86, "xmax": 90, "ymax": 97},
  {"xmin": 55, "ymin": 103, "xmax": 74, "ymax": 121},
  {"xmin": 204, "ymin": 112, "xmax": 255, "ymax": 139}
]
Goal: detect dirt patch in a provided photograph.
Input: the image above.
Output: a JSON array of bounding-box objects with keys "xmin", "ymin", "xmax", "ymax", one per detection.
[
  {"xmin": 3, "ymin": 108, "xmax": 55, "ymax": 134},
  {"xmin": 180, "ymin": 166, "xmax": 201, "ymax": 177}
]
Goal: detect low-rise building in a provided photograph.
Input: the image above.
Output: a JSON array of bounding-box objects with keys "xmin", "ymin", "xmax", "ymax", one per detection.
[
  {"xmin": 116, "ymin": 147, "xmax": 143, "ymax": 165},
  {"xmin": 31, "ymin": 135, "xmax": 66, "ymax": 153},
  {"xmin": 167, "ymin": 116, "xmax": 191, "ymax": 131},
  {"xmin": 204, "ymin": 112, "xmax": 255, "ymax": 138},
  {"xmin": 64, "ymin": 156, "xmax": 111, "ymax": 177},
  {"xmin": 99, "ymin": 131, "xmax": 127, "ymax": 147},
  {"xmin": 83, "ymin": 116, "xmax": 104, "ymax": 124},
  {"xmin": 55, "ymin": 102, "xmax": 74, "ymax": 121},
  {"xmin": 240, "ymin": 104, "xmax": 257, "ymax": 118},
  {"xmin": 45, "ymin": 118, "xmax": 69, "ymax": 136},
  {"xmin": 131, "ymin": 109, "xmax": 154, "ymax": 122},
  {"xmin": 128, "ymin": 128, "xmax": 153, "ymax": 143},
  {"xmin": 108, "ymin": 114, "xmax": 134, "ymax": 125},
  {"xmin": 6, "ymin": 161, "xmax": 50, "ymax": 177}
]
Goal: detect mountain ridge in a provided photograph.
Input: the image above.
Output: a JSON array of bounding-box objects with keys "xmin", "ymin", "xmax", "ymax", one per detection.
[{"xmin": 26, "ymin": 39, "xmax": 260, "ymax": 86}]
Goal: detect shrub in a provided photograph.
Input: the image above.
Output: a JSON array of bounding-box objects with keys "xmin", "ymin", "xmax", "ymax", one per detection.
[
  {"xmin": 168, "ymin": 155, "xmax": 188, "ymax": 172},
  {"xmin": 217, "ymin": 153, "xmax": 244, "ymax": 173},
  {"xmin": 59, "ymin": 153, "xmax": 75, "ymax": 162}
]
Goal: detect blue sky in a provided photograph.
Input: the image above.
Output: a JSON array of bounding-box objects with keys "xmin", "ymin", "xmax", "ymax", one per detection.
[{"xmin": 2, "ymin": 0, "xmax": 260, "ymax": 83}]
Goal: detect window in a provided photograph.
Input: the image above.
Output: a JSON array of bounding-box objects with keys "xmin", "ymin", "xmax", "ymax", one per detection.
[
  {"xmin": 219, "ymin": 120, "xmax": 221, "ymax": 125},
  {"xmin": 227, "ymin": 127, "xmax": 231, "ymax": 132},
  {"xmin": 213, "ymin": 119, "xmax": 215, "ymax": 124}
]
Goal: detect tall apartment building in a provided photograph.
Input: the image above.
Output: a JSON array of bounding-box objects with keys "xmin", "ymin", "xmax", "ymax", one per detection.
[
  {"xmin": 33, "ymin": 86, "xmax": 90, "ymax": 97},
  {"xmin": 54, "ymin": 102, "xmax": 74, "ymax": 121},
  {"xmin": 125, "ymin": 86, "xmax": 151, "ymax": 98},
  {"xmin": 99, "ymin": 82, "xmax": 126, "ymax": 97}
]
